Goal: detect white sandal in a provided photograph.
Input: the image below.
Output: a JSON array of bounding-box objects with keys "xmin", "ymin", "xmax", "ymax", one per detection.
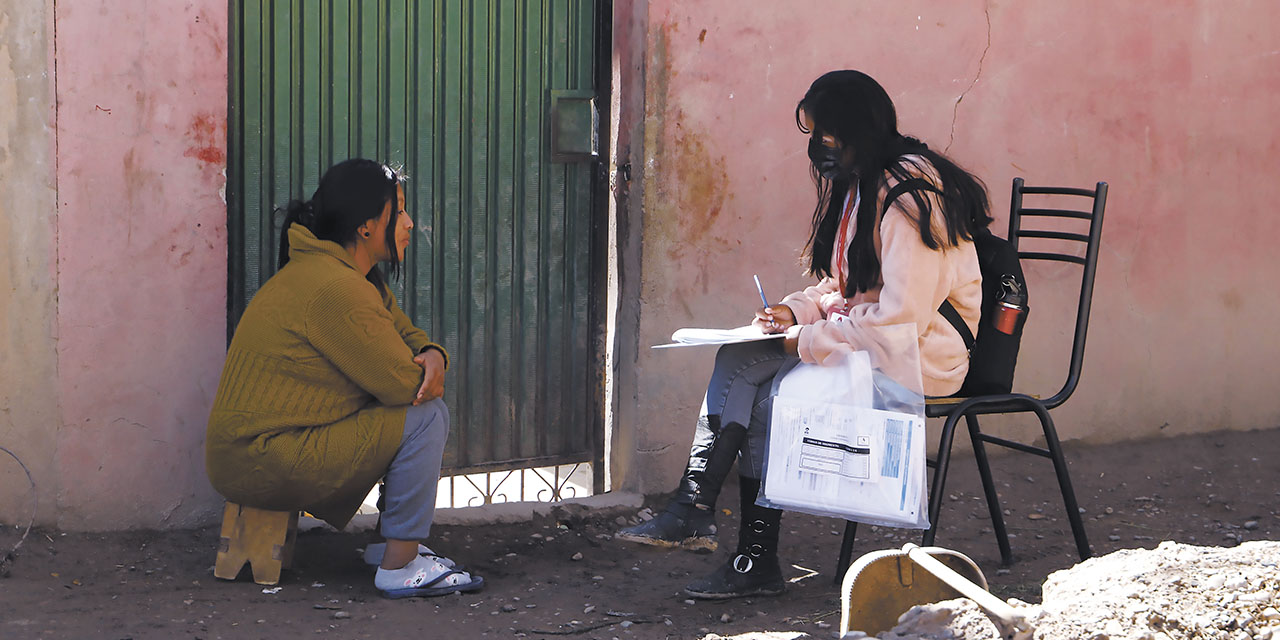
[{"xmin": 376, "ymin": 554, "xmax": 483, "ymax": 598}]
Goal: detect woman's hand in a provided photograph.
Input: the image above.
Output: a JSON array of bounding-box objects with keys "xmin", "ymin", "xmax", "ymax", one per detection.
[
  {"xmin": 752, "ymin": 304, "xmax": 796, "ymax": 334},
  {"xmin": 413, "ymin": 349, "xmax": 447, "ymax": 405}
]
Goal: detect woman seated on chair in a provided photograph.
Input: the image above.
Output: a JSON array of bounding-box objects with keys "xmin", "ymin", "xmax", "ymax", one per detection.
[
  {"xmin": 616, "ymin": 70, "xmax": 991, "ymax": 599},
  {"xmin": 206, "ymin": 158, "xmax": 482, "ymax": 598}
]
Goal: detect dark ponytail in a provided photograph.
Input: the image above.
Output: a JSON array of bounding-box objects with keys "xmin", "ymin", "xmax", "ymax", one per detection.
[{"xmin": 277, "ymin": 199, "xmax": 316, "ymax": 269}]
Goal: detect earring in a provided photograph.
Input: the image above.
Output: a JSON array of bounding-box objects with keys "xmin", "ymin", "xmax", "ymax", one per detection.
[{"xmin": 362, "ymin": 231, "xmax": 370, "ymax": 238}]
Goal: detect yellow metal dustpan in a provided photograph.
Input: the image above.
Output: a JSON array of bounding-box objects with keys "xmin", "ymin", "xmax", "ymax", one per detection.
[{"xmin": 839, "ymin": 543, "xmax": 1034, "ymax": 640}]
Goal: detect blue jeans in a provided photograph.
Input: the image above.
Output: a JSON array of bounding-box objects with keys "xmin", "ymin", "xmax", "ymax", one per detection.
[
  {"xmin": 379, "ymin": 398, "xmax": 449, "ymax": 540},
  {"xmin": 693, "ymin": 340, "xmax": 799, "ymax": 480}
]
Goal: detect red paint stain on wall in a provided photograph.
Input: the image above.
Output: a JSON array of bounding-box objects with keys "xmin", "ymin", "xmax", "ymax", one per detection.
[
  {"xmin": 184, "ymin": 113, "xmax": 226, "ymax": 166},
  {"xmin": 669, "ymin": 130, "xmax": 728, "ymax": 250},
  {"xmin": 661, "ymin": 127, "xmax": 731, "ymax": 293}
]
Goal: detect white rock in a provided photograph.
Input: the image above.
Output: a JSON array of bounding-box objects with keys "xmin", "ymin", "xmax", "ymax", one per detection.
[
  {"xmin": 1103, "ymin": 619, "xmax": 1125, "ymax": 637},
  {"xmin": 870, "ymin": 541, "xmax": 1280, "ymax": 640}
]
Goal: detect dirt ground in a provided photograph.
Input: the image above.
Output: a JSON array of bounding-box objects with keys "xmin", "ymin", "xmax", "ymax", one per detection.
[{"xmin": 1, "ymin": 426, "xmax": 1277, "ymax": 640}]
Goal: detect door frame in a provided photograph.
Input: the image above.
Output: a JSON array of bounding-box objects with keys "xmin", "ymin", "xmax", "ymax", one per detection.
[{"xmin": 586, "ymin": 0, "xmax": 613, "ymax": 495}]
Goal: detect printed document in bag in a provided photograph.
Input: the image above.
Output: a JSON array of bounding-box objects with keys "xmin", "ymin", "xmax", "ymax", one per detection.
[{"xmin": 765, "ymin": 396, "xmax": 927, "ymax": 526}]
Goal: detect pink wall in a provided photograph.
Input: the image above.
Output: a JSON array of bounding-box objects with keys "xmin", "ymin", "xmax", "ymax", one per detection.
[
  {"xmin": 612, "ymin": 1, "xmax": 1280, "ymax": 493},
  {"xmin": 51, "ymin": 0, "xmax": 228, "ymax": 529},
  {"xmin": 7, "ymin": 0, "xmax": 1278, "ymax": 525}
]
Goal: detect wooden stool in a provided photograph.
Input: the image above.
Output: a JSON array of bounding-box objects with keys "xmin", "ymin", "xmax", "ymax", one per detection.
[{"xmin": 213, "ymin": 502, "xmax": 299, "ymax": 585}]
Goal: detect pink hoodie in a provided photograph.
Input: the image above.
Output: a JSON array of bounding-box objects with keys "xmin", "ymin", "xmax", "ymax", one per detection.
[{"xmin": 779, "ymin": 159, "xmax": 982, "ymax": 397}]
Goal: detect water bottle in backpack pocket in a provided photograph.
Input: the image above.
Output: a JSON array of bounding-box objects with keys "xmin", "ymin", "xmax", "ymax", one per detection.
[{"xmin": 992, "ymin": 275, "xmax": 1027, "ymax": 336}]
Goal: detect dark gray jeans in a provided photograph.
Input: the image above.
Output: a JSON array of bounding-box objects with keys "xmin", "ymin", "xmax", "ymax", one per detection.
[{"xmin": 694, "ymin": 339, "xmax": 799, "ymax": 479}]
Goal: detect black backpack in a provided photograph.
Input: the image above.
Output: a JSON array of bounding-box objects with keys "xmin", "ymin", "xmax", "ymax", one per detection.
[{"xmin": 881, "ymin": 179, "xmax": 1028, "ymax": 396}]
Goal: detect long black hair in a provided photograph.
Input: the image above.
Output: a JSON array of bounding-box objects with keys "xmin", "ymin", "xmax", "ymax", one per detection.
[
  {"xmin": 796, "ymin": 70, "xmax": 992, "ymax": 295},
  {"xmin": 277, "ymin": 158, "xmax": 405, "ymax": 293}
]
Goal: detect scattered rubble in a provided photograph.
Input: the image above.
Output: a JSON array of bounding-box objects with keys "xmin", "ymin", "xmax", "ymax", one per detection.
[{"xmin": 850, "ymin": 540, "xmax": 1279, "ymax": 640}]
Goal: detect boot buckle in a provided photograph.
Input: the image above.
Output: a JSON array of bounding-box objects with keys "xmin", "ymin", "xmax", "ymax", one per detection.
[{"xmin": 732, "ymin": 554, "xmax": 754, "ymax": 574}]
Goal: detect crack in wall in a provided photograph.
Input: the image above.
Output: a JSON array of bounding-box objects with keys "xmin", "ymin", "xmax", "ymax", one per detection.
[{"xmin": 945, "ymin": 0, "xmax": 992, "ymax": 154}]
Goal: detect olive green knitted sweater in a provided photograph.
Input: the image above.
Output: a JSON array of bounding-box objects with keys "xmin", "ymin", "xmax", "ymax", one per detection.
[{"xmin": 206, "ymin": 225, "xmax": 448, "ymax": 529}]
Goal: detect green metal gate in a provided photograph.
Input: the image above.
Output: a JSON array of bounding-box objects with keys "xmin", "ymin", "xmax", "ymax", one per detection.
[{"xmin": 227, "ymin": 1, "xmax": 606, "ymax": 488}]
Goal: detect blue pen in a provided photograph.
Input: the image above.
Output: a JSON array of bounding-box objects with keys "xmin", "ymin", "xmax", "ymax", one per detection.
[
  {"xmin": 755, "ymin": 274, "xmax": 780, "ymax": 331},
  {"xmin": 754, "ymin": 274, "xmax": 769, "ymax": 307}
]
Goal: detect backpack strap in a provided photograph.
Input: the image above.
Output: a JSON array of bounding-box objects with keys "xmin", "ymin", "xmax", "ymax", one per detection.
[
  {"xmin": 879, "ymin": 177, "xmax": 938, "ymax": 217},
  {"xmin": 938, "ymin": 300, "xmax": 975, "ymax": 351},
  {"xmin": 880, "ymin": 177, "xmax": 976, "ymax": 353}
]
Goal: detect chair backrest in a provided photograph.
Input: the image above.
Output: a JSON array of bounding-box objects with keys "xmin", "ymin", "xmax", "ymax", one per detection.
[{"xmin": 1007, "ymin": 177, "xmax": 1108, "ymax": 409}]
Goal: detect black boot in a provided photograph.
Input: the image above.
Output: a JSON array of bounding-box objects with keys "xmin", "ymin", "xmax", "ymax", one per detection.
[
  {"xmin": 684, "ymin": 476, "xmax": 785, "ymax": 599},
  {"xmin": 616, "ymin": 417, "xmax": 745, "ymax": 553}
]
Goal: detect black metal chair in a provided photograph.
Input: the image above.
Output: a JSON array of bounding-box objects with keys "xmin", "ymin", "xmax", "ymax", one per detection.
[{"xmin": 836, "ymin": 178, "xmax": 1108, "ymax": 577}]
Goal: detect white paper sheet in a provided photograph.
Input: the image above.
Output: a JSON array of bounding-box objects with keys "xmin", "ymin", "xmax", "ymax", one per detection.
[{"xmin": 651, "ymin": 325, "xmax": 785, "ymax": 349}]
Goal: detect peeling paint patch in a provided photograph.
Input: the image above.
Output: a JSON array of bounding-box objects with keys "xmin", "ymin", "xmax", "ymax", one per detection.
[{"xmin": 183, "ymin": 112, "xmax": 225, "ymax": 166}]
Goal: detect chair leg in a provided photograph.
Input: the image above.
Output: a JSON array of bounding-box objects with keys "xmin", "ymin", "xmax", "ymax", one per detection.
[
  {"xmin": 835, "ymin": 520, "xmax": 858, "ymax": 585},
  {"xmin": 1032, "ymin": 404, "xmax": 1092, "ymax": 561},
  {"xmin": 966, "ymin": 413, "xmax": 1013, "ymax": 565},
  {"xmin": 922, "ymin": 411, "xmax": 964, "ymax": 547}
]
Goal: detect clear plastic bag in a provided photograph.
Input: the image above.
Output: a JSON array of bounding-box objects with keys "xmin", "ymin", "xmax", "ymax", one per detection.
[{"xmin": 756, "ymin": 322, "xmax": 929, "ymax": 529}]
